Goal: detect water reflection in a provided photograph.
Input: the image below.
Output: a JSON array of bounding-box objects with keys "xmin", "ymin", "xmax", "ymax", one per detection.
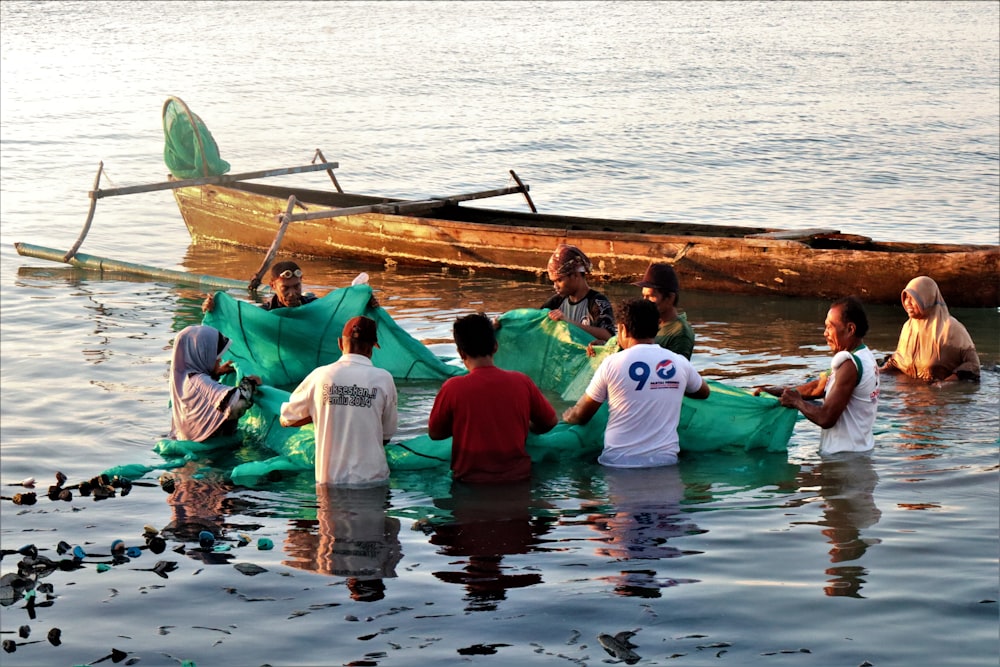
[
  {"xmin": 584, "ymin": 466, "xmax": 704, "ymax": 598},
  {"xmin": 160, "ymin": 461, "xmax": 240, "ymax": 564},
  {"xmin": 678, "ymin": 449, "xmax": 801, "ymax": 505},
  {"xmin": 283, "ymin": 485, "xmax": 402, "ymax": 602},
  {"xmin": 428, "ymin": 480, "xmax": 554, "ymax": 611},
  {"xmin": 795, "ymin": 454, "xmax": 882, "ymax": 598}
]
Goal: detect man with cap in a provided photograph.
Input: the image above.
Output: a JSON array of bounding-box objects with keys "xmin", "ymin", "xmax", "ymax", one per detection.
[
  {"xmin": 279, "ymin": 316, "xmax": 398, "ymax": 486},
  {"xmin": 540, "ymin": 244, "xmax": 615, "ymax": 342},
  {"xmin": 587, "ymin": 262, "xmax": 695, "ymax": 360},
  {"xmin": 633, "ymin": 262, "xmax": 695, "ymax": 360},
  {"xmin": 201, "ymin": 260, "xmax": 318, "ymax": 313}
]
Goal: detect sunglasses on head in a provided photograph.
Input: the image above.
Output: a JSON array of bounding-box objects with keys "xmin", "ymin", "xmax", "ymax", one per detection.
[{"xmin": 277, "ymin": 269, "xmax": 303, "ymax": 279}]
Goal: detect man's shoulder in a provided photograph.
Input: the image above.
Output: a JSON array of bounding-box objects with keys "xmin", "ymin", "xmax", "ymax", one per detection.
[
  {"xmin": 541, "ymin": 294, "xmax": 563, "ymax": 309},
  {"xmin": 586, "ymin": 288, "xmax": 611, "ymax": 303}
]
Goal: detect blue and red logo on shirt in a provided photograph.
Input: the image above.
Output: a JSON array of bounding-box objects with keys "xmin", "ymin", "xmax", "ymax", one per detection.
[{"xmin": 655, "ymin": 359, "xmax": 676, "ymax": 380}]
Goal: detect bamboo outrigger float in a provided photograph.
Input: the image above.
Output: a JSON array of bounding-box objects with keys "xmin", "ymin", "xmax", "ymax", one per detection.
[{"xmin": 170, "ymin": 177, "xmax": 1000, "ymax": 307}]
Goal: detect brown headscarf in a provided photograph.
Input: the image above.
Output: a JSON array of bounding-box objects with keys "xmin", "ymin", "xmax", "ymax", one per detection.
[
  {"xmin": 886, "ymin": 276, "xmax": 980, "ymax": 381},
  {"xmin": 546, "ymin": 244, "xmax": 591, "ymax": 281}
]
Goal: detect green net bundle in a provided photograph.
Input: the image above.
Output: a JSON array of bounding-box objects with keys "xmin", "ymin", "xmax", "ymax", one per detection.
[
  {"xmin": 119, "ymin": 285, "xmax": 795, "ymax": 486},
  {"xmin": 162, "ymin": 97, "xmax": 231, "ymax": 179}
]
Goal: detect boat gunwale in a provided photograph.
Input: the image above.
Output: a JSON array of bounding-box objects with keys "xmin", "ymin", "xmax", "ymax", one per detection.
[{"xmin": 193, "ymin": 180, "xmax": 1000, "ymax": 256}]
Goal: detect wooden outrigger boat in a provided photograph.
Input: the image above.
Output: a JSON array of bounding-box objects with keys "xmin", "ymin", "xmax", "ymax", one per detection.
[
  {"xmin": 170, "ymin": 176, "xmax": 1000, "ymax": 307},
  {"xmin": 25, "ymin": 98, "xmax": 995, "ymax": 307}
]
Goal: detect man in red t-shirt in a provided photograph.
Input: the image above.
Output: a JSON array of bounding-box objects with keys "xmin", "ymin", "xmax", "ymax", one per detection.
[{"xmin": 428, "ymin": 313, "xmax": 558, "ymax": 483}]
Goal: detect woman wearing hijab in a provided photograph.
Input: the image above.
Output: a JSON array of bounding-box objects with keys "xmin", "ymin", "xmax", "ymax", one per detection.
[
  {"xmin": 881, "ymin": 276, "xmax": 981, "ymax": 383},
  {"xmin": 169, "ymin": 325, "xmax": 262, "ymax": 441}
]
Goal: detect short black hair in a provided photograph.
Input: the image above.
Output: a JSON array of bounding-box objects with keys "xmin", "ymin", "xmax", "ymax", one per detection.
[
  {"xmin": 615, "ymin": 298, "xmax": 659, "ymax": 340},
  {"xmin": 453, "ymin": 313, "xmax": 496, "ymax": 358},
  {"xmin": 832, "ymin": 296, "xmax": 869, "ymax": 337}
]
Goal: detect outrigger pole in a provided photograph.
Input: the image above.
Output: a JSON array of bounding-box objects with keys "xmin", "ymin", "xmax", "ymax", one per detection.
[
  {"xmin": 15, "ymin": 243, "xmax": 263, "ymax": 292},
  {"xmin": 61, "ymin": 160, "xmax": 340, "ymax": 263}
]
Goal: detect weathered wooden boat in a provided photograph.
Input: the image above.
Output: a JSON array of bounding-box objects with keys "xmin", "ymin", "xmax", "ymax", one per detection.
[{"xmin": 170, "ymin": 177, "xmax": 1000, "ymax": 307}]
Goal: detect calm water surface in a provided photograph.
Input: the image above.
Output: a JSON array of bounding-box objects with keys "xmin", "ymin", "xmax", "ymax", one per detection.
[{"xmin": 1, "ymin": 2, "xmax": 997, "ymax": 666}]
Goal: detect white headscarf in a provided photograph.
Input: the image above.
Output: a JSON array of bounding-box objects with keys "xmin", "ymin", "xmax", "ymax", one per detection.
[
  {"xmin": 169, "ymin": 325, "xmax": 235, "ymax": 441},
  {"xmin": 888, "ymin": 276, "xmax": 980, "ymax": 381}
]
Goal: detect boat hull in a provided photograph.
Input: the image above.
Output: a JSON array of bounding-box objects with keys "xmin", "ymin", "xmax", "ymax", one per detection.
[{"xmin": 173, "ymin": 182, "xmax": 1000, "ymax": 307}]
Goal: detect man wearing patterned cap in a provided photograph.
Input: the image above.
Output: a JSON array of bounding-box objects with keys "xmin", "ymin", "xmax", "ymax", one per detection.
[
  {"xmin": 280, "ymin": 316, "xmax": 398, "ymax": 486},
  {"xmin": 540, "ymin": 244, "xmax": 615, "ymax": 342}
]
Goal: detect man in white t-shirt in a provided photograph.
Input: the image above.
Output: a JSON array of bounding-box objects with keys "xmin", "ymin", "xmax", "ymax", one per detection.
[
  {"xmin": 563, "ymin": 298, "xmax": 710, "ymax": 467},
  {"xmin": 280, "ymin": 316, "xmax": 398, "ymax": 486}
]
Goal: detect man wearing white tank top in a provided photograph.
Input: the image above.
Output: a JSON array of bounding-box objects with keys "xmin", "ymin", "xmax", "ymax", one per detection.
[{"xmin": 755, "ymin": 296, "xmax": 880, "ymax": 455}]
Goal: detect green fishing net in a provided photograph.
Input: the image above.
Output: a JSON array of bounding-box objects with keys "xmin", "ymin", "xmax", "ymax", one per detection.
[
  {"xmin": 110, "ymin": 285, "xmax": 795, "ymax": 486},
  {"xmin": 162, "ymin": 97, "xmax": 231, "ymax": 179}
]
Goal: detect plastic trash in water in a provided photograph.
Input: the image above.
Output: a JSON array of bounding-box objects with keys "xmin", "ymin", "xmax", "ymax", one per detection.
[
  {"xmin": 256, "ymin": 538, "xmax": 274, "ymax": 551},
  {"xmin": 351, "ymin": 272, "xmax": 370, "ymax": 286},
  {"xmin": 198, "ymin": 531, "xmax": 215, "ymax": 549}
]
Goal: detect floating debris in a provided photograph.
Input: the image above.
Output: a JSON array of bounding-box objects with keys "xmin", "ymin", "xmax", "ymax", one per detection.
[
  {"xmin": 597, "ymin": 630, "xmax": 641, "ymax": 664},
  {"xmin": 234, "ymin": 562, "xmax": 267, "ymax": 576},
  {"xmin": 12, "ymin": 492, "xmax": 37, "ymax": 506},
  {"xmin": 47, "ymin": 628, "xmax": 61, "ymax": 646},
  {"xmin": 147, "ymin": 536, "xmax": 167, "ymax": 554},
  {"xmin": 152, "ymin": 561, "xmax": 179, "ymax": 579},
  {"xmin": 159, "ymin": 474, "xmax": 176, "ymax": 494},
  {"xmin": 256, "ymin": 538, "xmax": 274, "ymax": 551}
]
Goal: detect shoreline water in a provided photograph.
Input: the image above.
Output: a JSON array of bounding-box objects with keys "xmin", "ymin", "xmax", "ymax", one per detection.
[{"xmin": 3, "ymin": 2, "xmax": 997, "ymax": 665}]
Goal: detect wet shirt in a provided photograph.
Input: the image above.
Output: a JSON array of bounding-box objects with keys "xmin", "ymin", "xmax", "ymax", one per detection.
[
  {"xmin": 281, "ymin": 354, "xmax": 398, "ymax": 485},
  {"xmin": 541, "ymin": 289, "xmax": 615, "ymax": 337}
]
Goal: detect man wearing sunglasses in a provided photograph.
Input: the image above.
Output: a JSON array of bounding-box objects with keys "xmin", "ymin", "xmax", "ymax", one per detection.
[
  {"xmin": 260, "ymin": 260, "xmax": 318, "ymax": 311},
  {"xmin": 201, "ymin": 260, "xmax": 318, "ymax": 313}
]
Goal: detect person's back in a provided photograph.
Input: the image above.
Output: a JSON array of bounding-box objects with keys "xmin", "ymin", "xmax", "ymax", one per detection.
[
  {"xmin": 428, "ymin": 313, "xmax": 557, "ymax": 483},
  {"xmin": 280, "ymin": 316, "xmax": 398, "ymax": 486},
  {"xmin": 593, "ymin": 341, "xmax": 704, "ymax": 467},
  {"xmin": 563, "ymin": 299, "xmax": 710, "ymax": 468}
]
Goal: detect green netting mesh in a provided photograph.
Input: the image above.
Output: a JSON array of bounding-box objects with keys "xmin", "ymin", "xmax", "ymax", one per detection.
[
  {"xmin": 162, "ymin": 97, "xmax": 231, "ymax": 179},
  {"xmin": 118, "ymin": 286, "xmax": 795, "ymax": 486}
]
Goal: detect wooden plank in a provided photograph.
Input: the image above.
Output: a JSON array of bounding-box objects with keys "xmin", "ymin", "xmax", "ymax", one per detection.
[
  {"xmin": 744, "ymin": 228, "xmax": 841, "ymax": 240},
  {"xmin": 91, "ymin": 161, "xmax": 340, "ymax": 199},
  {"xmin": 282, "ymin": 184, "xmax": 528, "ymax": 223}
]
